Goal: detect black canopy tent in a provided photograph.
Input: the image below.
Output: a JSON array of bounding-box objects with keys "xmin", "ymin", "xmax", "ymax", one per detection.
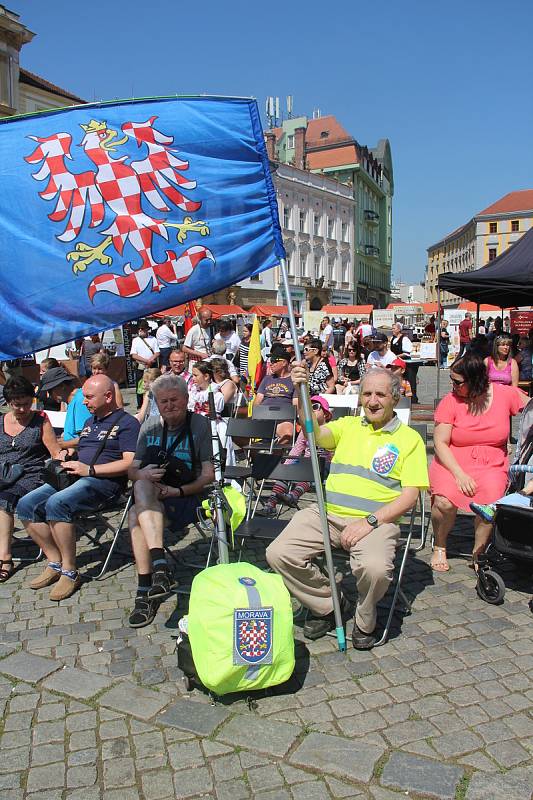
[
  {"xmin": 436, "ymin": 227, "xmax": 533, "ymax": 397},
  {"xmin": 439, "ymin": 226, "xmax": 533, "ymax": 306}
]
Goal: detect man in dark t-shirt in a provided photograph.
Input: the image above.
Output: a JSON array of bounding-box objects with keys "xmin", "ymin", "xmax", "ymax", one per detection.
[
  {"xmin": 254, "ymin": 343, "xmax": 298, "ymax": 444},
  {"xmin": 18, "ymin": 375, "xmax": 139, "ymax": 601},
  {"xmin": 127, "ymin": 374, "xmax": 214, "ymax": 627}
]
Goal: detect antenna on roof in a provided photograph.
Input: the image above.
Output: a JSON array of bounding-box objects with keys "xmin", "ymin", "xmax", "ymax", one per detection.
[
  {"xmin": 265, "ymin": 96, "xmax": 280, "ymax": 129},
  {"xmin": 312, "ymin": 108, "xmax": 321, "ymax": 119},
  {"xmin": 286, "ymin": 95, "xmax": 293, "ymax": 119}
]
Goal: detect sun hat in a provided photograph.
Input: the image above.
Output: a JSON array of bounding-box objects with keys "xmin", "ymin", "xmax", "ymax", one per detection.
[{"xmin": 40, "ymin": 366, "xmax": 76, "ymax": 391}]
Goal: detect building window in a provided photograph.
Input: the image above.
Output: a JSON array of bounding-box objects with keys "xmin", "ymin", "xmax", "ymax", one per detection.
[
  {"xmin": 299, "ymin": 210, "xmax": 306, "ymax": 233},
  {"xmin": 299, "ymin": 253, "xmax": 307, "ymax": 277},
  {"xmin": 488, "ymin": 247, "xmax": 497, "ymax": 262},
  {"xmin": 0, "ymin": 52, "xmax": 14, "ymax": 108},
  {"xmin": 314, "ymin": 255, "xmax": 321, "ymax": 281},
  {"xmin": 341, "ymin": 221, "xmax": 348, "ymax": 241},
  {"xmin": 327, "ymin": 218, "xmax": 335, "ymax": 238},
  {"xmin": 287, "ymin": 134, "xmax": 295, "ymax": 149},
  {"xmin": 489, "ymin": 222, "xmax": 497, "ymax": 234},
  {"xmin": 328, "ymin": 255, "xmax": 335, "ymax": 281},
  {"xmin": 283, "ymin": 207, "xmax": 291, "ymax": 229},
  {"xmin": 342, "ymin": 260, "xmax": 349, "ymax": 284},
  {"xmin": 511, "ymin": 220, "xmax": 519, "ymax": 232},
  {"xmin": 286, "ymin": 254, "xmax": 293, "ymax": 276},
  {"xmin": 313, "ymin": 213, "xmax": 320, "ymax": 236},
  {"xmin": 250, "ymin": 273, "xmax": 260, "ymax": 282}
]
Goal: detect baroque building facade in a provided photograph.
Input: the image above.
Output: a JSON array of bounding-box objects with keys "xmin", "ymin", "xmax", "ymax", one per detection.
[{"xmin": 425, "ymin": 190, "xmax": 533, "ymax": 305}]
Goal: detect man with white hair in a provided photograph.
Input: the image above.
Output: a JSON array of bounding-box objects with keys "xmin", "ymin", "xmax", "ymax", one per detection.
[
  {"xmin": 127, "ymin": 374, "xmax": 214, "ymax": 627},
  {"xmin": 206, "ymin": 339, "xmax": 240, "ymax": 385},
  {"xmin": 267, "ymin": 367, "xmax": 428, "ymax": 649}
]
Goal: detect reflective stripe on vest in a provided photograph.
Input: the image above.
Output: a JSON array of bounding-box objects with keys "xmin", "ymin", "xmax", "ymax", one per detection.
[
  {"xmin": 328, "ymin": 462, "xmax": 402, "ymax": 491},
  {"xmin": 324, "ymin": 491, "xmax": 385, "ymax": 513}
]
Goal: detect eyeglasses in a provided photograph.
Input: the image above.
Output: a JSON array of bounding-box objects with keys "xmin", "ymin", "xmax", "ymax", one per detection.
[
  {"xmin": 450, "ymin": 377, "xmax": 465, "ymax": 387},
  {"xmin": 303, "ymin": 346, "xmax": 317, "ymax": 352}
]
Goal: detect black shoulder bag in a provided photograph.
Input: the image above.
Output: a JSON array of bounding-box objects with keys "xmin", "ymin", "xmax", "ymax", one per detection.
[
  {"xmin": 140, "ymin": 413, "xmax": 198, "ymax": 488},
  {"xmin": 44, "ymin": 412, "xmax": 125, "ymax": 491}
]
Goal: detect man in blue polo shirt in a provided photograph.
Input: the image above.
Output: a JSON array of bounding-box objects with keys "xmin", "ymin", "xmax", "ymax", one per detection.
[{"xmin": 18, "ymin": 375, "xmax": 139, "ymax": 601}]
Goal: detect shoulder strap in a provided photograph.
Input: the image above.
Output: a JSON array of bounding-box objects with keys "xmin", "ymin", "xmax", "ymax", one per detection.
[
  {"xmin": 89, "ymin": 410, "xmax": 126, "ymax": 468},
  {"xmin": 162, "ymin": 412, "xmax": 198, "ymax": 467}
]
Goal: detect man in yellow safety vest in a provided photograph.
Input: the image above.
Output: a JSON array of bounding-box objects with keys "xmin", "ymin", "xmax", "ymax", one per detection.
[{"xmin": 267, "ymin": 368, "xmax": 429, "ymax": 650}]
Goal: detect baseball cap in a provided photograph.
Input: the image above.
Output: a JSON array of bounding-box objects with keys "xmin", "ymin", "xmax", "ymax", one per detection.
[
  {"xmin": 372, "ymin": 333, "xmax": 388, "ymax": 343},
  {"xmin": 41, "ymin": 366, "xmax": 76, "ymax": 391},
  {"xmin": 387, "ymin": 358, "xmax": 406, "ymax": 369},
  {"xmin": 269, "ymin": 343, "xmax": 289, "ymax": 361},
  {"xmin": 310, "ymin": 395, "xmax": 332, "ymax": 418}
]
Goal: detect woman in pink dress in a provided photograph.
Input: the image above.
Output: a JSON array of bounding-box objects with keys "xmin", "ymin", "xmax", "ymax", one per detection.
[
  {"xmin": 483, "ymin": 335, "xmax": 519, "ymax": 387},
  {"xmin": 430, "ymin": 353, "xmax": 526, "ymax": 572}
]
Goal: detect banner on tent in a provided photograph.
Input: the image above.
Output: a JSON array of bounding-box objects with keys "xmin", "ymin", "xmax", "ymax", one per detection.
[{"xmin": 0, "ymin": 96, "xmax": 284, "ymax": 360}]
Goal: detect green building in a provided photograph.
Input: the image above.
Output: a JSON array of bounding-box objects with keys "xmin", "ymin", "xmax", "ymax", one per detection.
[{"xmin": 266, "ymin": 113, "xmax": 393, "ymax": 307}]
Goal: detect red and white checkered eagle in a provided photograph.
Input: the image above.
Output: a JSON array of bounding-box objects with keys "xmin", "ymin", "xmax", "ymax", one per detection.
[{"xmin": 25, "ymin": 116, "xmax": 214, "ymax": 300}]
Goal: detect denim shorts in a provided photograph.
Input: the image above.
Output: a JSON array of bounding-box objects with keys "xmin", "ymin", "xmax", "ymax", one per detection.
[{"xmin": 16, "ymin": 477, "xmax": 122, "ymax": 524}]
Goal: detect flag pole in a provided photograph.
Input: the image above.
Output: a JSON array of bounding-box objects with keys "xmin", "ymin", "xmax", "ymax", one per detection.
[{"xmin": 279, "ymin": 258, "xmax": 347, "ymax": 653}]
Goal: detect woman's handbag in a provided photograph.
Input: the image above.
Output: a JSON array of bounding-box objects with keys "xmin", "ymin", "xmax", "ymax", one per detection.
[
  {"xmin": 140, "ymin": 414, "xmax": 197, "ymax": 488},
  {"xmin": 43, "ymin": 458, "xmax": 79, "ymax": 492},
  {"xmin": 44, "ymin": 413, "xmax": 124, "ymax": 491},
  {"xmin": 0, "ymin": 462, "xmax": 25, "ymax": 489}
]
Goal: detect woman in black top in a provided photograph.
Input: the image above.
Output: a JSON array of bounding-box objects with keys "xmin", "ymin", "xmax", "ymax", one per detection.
[
  {"xmin": 337, "ymin": 339, "xmax": 366, "ymax": 390},
  {"xmin": 0, "ymin": 377, "xmax": 61, "ymax": 581}
]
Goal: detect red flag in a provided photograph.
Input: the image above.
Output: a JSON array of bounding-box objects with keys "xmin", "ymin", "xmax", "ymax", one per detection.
[{"xmin": 184, "ymin": 300, "xmax": 198, "ymax": 334}]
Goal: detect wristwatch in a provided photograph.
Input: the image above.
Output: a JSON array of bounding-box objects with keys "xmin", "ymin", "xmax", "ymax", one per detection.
[
  {"xmin": 365, "ymin": 514, "xmax": 379, "ymax": 528},
  {"xmin": 88, "ymin": 465, "xmax": 96, "ymax": 478}
]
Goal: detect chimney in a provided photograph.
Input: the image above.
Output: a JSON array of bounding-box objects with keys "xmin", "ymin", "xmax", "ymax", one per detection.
[
  {"xmin": 265, "ymin": 130, "xmax": 276, "ymax": 161},
  {"xmin": 294, "ymin": 126, "xmax": 306, "ymax": 170}
]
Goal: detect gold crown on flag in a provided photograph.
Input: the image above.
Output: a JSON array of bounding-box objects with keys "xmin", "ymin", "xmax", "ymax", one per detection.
[{"xmin": 80, "ymin": 120, "xmax": 108, "ymax": 133}]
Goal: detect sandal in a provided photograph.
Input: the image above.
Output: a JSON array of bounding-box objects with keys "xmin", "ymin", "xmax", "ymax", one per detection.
[
  {"xmin": 431, "ymin": 547, "xmax": 450, "ymax": 572},
  {"xmin": 0, "ymin": 559, "xmax": 14, "ymax": 582}
]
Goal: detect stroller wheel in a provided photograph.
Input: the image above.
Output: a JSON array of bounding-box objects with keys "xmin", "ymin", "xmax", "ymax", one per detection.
[{"xmin": 476, "ymin": 568, "xmax": 505, "ymax": 604}]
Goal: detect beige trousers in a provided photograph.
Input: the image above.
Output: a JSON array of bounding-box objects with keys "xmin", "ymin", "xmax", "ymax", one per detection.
[{"xmin": 266, "ymin": 505, "xmax": 400, "ymax": 633}]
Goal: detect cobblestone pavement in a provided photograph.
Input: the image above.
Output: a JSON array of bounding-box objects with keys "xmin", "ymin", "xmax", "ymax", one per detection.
[{"xmin": 1, "ymin": 370, "xmax": 532, "ymax": 799}]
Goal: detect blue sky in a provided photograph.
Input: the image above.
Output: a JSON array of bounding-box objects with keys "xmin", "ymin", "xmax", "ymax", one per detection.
[{"xmin": 17, "ymin": 0, "xmax": 533, "ymax": 285}]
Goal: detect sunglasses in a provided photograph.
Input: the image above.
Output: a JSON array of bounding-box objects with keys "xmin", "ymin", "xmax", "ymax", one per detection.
[
  {"xmin": 303, "ymin": 346, "xmax": 317, "ymax": 352},
  {"xmin": 311, "ymin": 402, "xmax": 322, "ymax": 411},
  {"xmin": 270, "ymin": 357, "xmax": 286, "ymax": 364},
  {"xmin": 450, "ymin": 377, "xmax": 465, "ymax": 387}
]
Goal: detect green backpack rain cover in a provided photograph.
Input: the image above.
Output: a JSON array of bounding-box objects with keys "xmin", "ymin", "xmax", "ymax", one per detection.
[{"xmin": 187, "ymin": 562, "xmax": 295, "ymax": 695}]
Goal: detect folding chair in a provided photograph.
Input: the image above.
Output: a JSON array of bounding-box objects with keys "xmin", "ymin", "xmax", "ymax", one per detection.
[
  {"xmin": 235, "ymin": 456, "xmax": 316, "ymax": 550},
  {"xmin": 331, "ymin": 407, "xmax": 354, "ymax": 421},
  {"xmin": 74, "ymin": 492, "xmax": 133, "ymax": 580},
  {"xmin": 410, "ymin": 422, "xmax": 428, "ymax": 551},
  {"xmin": 252, "ymin": 404, "xmax": 298, "ymax": 448},
  {"xmin": 224, "ymin": 417, "xmax": 278, "ymax": 482}
]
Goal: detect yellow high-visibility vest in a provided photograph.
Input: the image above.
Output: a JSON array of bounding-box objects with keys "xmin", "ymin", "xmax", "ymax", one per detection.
[{"xmin": 324, "ymin": 415, "xmax": 429, "ymax": 518}]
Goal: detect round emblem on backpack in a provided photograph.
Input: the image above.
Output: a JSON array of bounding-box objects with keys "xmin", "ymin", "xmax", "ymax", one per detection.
[{"xmin": 239, "ymin": 577, "xmax": 256, "ymax": 586}]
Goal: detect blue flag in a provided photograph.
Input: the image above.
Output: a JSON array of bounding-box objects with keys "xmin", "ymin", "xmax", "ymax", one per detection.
[{"xmin": 0, "ymin": 96, "xmax": 284, "ymax": 359}]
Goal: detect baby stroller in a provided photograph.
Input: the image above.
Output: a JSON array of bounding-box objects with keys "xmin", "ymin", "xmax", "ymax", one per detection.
[{"xmin": 476, "ymin": 397, "xmax": 533, "ymax": 604}]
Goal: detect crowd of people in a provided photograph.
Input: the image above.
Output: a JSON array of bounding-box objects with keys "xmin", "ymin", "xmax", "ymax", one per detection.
[{"xmin": 0, "ymin": 310, "xmax": 531, "ymax": 652}]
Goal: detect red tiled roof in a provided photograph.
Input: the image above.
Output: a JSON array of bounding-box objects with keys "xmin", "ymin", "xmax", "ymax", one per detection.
[
  {"xmin": 307, "ymin": 144, "xmax": 358, "ymax": 170},
  {"xmin": 19, "ymin": 68, "xmax": 85, "ymax": 104},
  {"xmin": 477, "ymin": 190, "xmax": 533, "ymax": 216},
  {"xmin": 305, "ymin": 115, "xmax": 353, "ymax": 147}
]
